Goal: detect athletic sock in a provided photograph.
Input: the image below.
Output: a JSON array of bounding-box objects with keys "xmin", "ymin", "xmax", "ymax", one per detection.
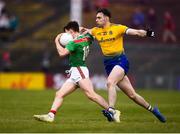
[
  {"xmin": 147, "ymin": 105, "xmax": 154, "ymax": 112},
  {"xmin": 108, "ymin": 107, "xmax": 116, "ymax": 114},
  {"xmin": 48, "ymin": 110, "xmax": 56, "ymax": 118}
]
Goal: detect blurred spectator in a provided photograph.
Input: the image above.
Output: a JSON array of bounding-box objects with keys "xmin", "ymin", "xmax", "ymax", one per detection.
[
  {"xmin": 8, "ymin": 14, "xmax": 19, "ymax": 31},
  {"xmin": 162, "ymin": 11, "xmax": 177, "ymax": 43},
  {"xmin": 0, "ymin": 0, "xmax": 5, "ymax": 16},
  {"xmin": 0, "ymin": 12, "xmax": 19, "ymax": 41},
  {"xmin": 147, "ymin": 8, "xmax": 157, "ymax": 30},
  {"xmin": 131, "ymin": 7, "xmax": 145, "ymax": 29},
  {"xmin": 0, "ymin": 13, "xmax": 9, "ymax": 30},
  {"xmin": 93, "ymin": 0, "xmax": 109, "ymax": 10},
  {"xmin": 0, "ymin": 1, "xmax": 18, "ymax": 41},
  {"xmin": 0, "ymin": 12, "xmax": 18, "ymax": 31},
  {"xmin": 2, "ymin": 51, "xmax": 12, "ymax": 72}
]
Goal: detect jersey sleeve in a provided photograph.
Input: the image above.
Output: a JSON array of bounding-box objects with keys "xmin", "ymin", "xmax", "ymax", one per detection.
[
  {"xmin": 91, "ymin": 27, "xmax": 97, "ymax": 36},
  {"xmin": 85, "ymin": 33, "xmax": 94, "ymax": 42},
  {"xmin": 117, "ymin": 24, "xmax": 128, "ymax": 34},
  {"xmin": 65, "ymin": 41, "xmax": 76, "ymax": 52}
]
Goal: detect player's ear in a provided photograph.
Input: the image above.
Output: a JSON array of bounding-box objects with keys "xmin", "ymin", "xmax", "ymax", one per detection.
[{"xmin": 105, "ymin": 16, "xmax": 109, "ymax": 22}]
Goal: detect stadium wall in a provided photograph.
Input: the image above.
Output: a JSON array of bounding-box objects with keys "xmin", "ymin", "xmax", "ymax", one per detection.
[{"xmin": 0, "ymin": 73, "xmax": 179, "ymax": 90}]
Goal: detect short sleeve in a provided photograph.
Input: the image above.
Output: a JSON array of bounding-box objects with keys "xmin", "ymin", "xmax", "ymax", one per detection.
[
  {"xmin": 91, "ymin": 27, "xmax": 97, "ymax": 36},
  {"xmin": 85, "ymin": 33, "xmax": 94, "ymax": 41},
  {"xmin": 117, "ymin": 25, "xmax": 128, "ymax": 34}
]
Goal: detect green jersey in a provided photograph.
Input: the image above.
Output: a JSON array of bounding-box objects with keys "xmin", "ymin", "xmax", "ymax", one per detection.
[{"xmin": 65, "ymin": 33, "xmax": 94, "ymax": 67}]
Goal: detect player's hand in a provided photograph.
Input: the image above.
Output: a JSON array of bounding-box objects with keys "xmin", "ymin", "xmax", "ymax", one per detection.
[
  {"xmin": 146, "ymin": 28, "xmax": 155, "ymax": 37},
  {"xmin": 55, "ymin": 33, "xmax": 63, "ymax": 46},
  {"xmin": 56, "ymin": 33, "xmax": 62, "ymax": 39},
  {"xmin": 80, "ymin": 27, "xmax": 90, "ymax": 35}
]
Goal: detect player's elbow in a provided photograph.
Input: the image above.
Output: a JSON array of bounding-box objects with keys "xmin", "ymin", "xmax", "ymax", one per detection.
[
  {"xmin": 59, "ymin": 52, "xmax": 66, "ymax": 57},
  {"xmin": 59, "ymin": 51, "xmax": 69, "ymax": 57}
]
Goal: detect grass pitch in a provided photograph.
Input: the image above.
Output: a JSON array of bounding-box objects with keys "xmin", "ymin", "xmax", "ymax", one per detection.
[{"xmin": 0, "ymin": 89, "xmax": 180, "ymax": 133}]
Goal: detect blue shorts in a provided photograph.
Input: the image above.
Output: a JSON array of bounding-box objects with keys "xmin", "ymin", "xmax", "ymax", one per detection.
[{"xmin": 103, "ymin": 54, "xmax": 129, "ymax": 76}]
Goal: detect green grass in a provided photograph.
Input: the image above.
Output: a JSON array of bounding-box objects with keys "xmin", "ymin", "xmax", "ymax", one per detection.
[{"xmin": 0, "ymin": 89, "xmax": 180, "ymax": 133}]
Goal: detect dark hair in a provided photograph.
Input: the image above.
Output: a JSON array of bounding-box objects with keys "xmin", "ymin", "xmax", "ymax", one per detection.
[
  {"xmin": 96, "ymin": 8, "xmax": 111, "ymax": 18},
  {"xmin": 63, "ymin": 21, "xmax": 79, "ymax": 32}
]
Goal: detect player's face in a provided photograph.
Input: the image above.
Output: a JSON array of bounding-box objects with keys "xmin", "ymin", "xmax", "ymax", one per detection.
[
  {"xmin": 96, "ymin": 13, "xmax": 107, "ymax": 27},
  {"xmin": 65, "ymin": 29, "xmax": 74, "ymax": 38}
]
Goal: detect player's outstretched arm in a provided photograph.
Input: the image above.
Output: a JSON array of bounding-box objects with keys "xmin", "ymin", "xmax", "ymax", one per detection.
[
  {"xmin": 55, "ymin": 34, "xmax": 70, "ymax": 57},
  {"xmin": 126, "ymin": 28, "xmax": 155, "ymax": 37},
  {"xmin": 80, "ymin": 27, "xmax": 92, "ymax": 35}
]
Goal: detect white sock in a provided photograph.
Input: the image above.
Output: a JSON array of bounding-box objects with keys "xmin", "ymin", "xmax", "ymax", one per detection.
[
  {"xmin": 48, "ymin": 112, "xmax": 55, "ymax": 118},
  {"xmin": 147, "ymin": 105, "xmax": 154, "ymax": 112},
  {"xmin": 108, "ymin": 107, "xmax": 116, "ymax": 114}
]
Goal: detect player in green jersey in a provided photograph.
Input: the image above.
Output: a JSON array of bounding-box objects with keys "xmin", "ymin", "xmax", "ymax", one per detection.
[{"xmin": 34, "ymin": 21, "xmax": 118, "ymax": 123}]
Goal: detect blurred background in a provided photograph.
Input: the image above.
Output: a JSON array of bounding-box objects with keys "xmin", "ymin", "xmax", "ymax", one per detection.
[{"xmin": 0, "ymin": 0, "xmax": 180, "ymax": 90}]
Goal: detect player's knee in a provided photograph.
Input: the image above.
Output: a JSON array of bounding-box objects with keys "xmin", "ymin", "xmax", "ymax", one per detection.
[
  {"xmin": 107, "ymin": 79, "xmax": 116, "ymax": 88},
  {"xmin": 55, "ymin": 91, "xmax": 64, "ymax": 98},
  {"xmin": 128, "ymin": 93, "xmax": 137, "ymax": 100}
]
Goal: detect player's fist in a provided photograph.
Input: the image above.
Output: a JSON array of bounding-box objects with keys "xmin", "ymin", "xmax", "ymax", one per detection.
[
  {"xmin": 80, "ymin": 27, "xmax": 90, "ymax": 35},
  {"xmin": 146, "ymin": 28, "xmax": 155, "ymax": 37}
]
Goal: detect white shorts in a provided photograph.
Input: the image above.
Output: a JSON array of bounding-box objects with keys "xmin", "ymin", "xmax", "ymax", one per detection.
[{"xmin": 66, "ymin": 66, "xmax": 89, "ymax": 84}]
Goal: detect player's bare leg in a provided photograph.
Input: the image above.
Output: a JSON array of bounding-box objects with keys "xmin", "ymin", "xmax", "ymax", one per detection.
[
  {"xmin": 50, "ymin": 81, "xmax": 77, "ymax": 111},
  {"xmin": 34, "ymin": 81, "xmax": 77, "ymax": 122},
  {"xmin": 117, "ymin": 76, "xmax": 149, "ymax": 108},
  {"xmin": 104, "ymin": 65, "xmax": 125, "ymax": 122},
  {"xmin": 78, "ymin": 78, "xmax": 118, "ymax": 122},
  {"xmin": 78, "ymin": 78, "xmax": 109, "ymax": 109},
  {"xmin": 107, "ymin": 65, "xmax": 125, "ymax": 108},
  {"xmin": 117, "ymin": 76, "xmax": 166, "ymax": 122}
]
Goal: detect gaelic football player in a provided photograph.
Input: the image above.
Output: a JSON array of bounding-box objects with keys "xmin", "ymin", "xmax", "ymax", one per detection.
[
  {"xmin": 81, "ymin": 8, "xmax": 166, "ymax": 123},
  {"xmin": 34, "ymin": 21, "xmax": 119, "ymax": 122}
]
